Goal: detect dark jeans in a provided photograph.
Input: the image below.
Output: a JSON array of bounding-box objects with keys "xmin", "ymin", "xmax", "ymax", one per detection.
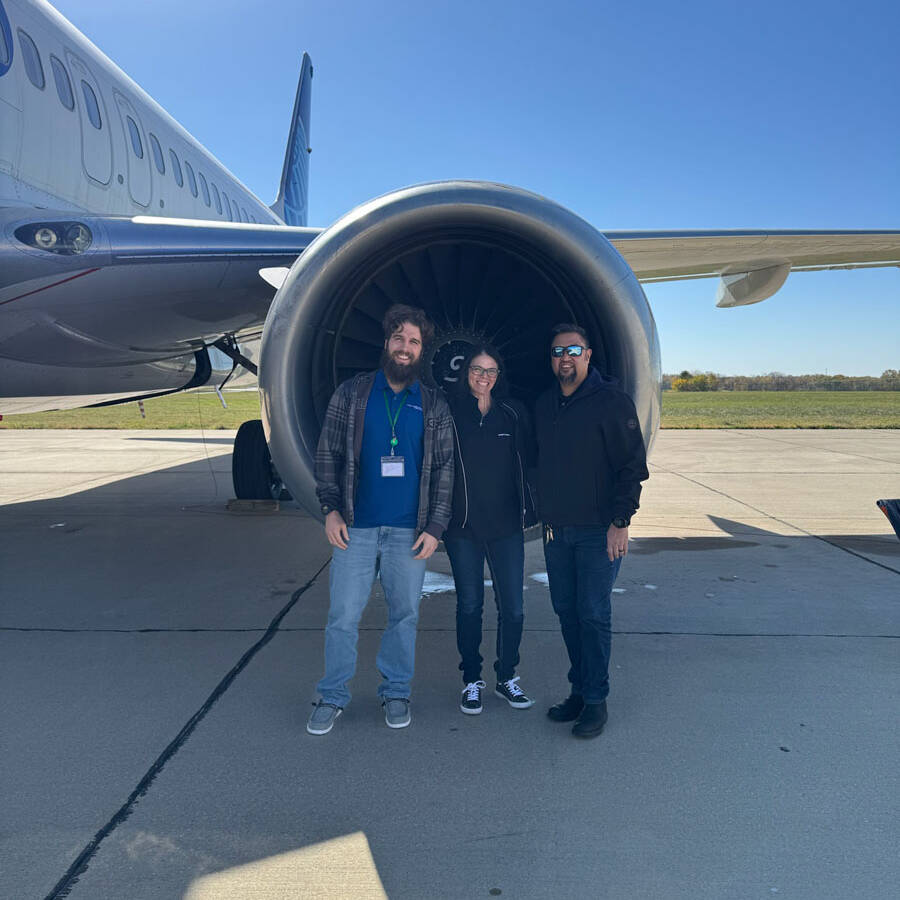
[
  {"xmin": 543, "ymin": 525, "xmax": 623, "ymax": 704},
  {"xmin": 444, "ymin": 531, "xmax": 525, "ymax": 684}
]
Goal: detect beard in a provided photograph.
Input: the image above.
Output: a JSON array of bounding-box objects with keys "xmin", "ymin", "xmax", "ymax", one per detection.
[
  {"xmin": 556, "ymin": 367, "xmax": 577, "ymax": 387},
  {"xmin": 381, "ymin": 349, "xmax": 423, "ymax": 386}
]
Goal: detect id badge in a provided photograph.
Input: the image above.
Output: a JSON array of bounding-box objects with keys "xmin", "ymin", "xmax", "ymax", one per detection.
[{"xmin": 381, "ymin": 455, "xmax": 405, "ymax": 477}]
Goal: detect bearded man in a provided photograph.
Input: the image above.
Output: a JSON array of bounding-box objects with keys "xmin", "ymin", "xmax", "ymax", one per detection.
[{"xmin": 307, "ymin": 304, "xmax": 454, "ymax": 735}]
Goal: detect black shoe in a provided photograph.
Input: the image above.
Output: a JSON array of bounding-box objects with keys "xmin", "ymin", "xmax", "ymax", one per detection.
[
  {"xmin": 494, "ymin": 677, "xmax": 535, "ymax": 709},
  {"xmin": 547, "ymin": 693, "xmax": 584, "ymax": 722},
  {"xmin": 572, "ymin": 701, "xmax": 608, "ymax": 739},
  {"xmin": 460, "ymin": 680, "xmax": 485, "ymax": 715}
]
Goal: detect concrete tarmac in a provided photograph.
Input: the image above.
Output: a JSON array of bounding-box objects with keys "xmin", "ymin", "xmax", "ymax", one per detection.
[{"xmin": 1, "ymin": 428, "xmax": 898, "ymax": 899}]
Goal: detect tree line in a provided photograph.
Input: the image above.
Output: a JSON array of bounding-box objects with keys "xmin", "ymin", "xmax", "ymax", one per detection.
[{"xmin": 665, "ymin": 370, "xmax": 900, "ymax": 391}]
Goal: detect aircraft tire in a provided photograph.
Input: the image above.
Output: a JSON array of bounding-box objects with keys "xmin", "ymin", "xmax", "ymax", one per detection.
[{"xmin": 232, "ymin": 419, "xmax": 292, "ymax": 501}]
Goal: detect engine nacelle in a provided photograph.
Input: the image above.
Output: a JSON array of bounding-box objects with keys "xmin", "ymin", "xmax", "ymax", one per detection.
[{"xmin": 259, "ymin": 181, "xmax": 661, "ymax": 517}]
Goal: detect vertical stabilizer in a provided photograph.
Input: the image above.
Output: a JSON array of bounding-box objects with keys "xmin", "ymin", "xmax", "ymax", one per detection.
[{"xmin": 270, "ymin": 53, "xmax": 312, "ymax": 226}]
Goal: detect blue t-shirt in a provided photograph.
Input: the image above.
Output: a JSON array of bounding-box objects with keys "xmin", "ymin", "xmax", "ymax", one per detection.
[{"xmin": 353, "ymin": 370, "xmax": 424, "ymax": 528}]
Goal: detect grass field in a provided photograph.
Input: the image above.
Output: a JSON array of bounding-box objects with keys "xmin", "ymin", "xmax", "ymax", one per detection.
[
  {"xmin": 659, "ymin": 391, "xmax": 900, "ymax": 428},
  {"xmin": 1, "ymin": 390, "xmax": 898, "ymax": 430},
  {"xmin": 0, "ymin": 392, "xmax": 261, "ymax": 430}
]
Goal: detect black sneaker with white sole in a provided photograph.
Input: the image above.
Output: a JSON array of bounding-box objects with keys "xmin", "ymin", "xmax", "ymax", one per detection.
[
  {"xmin": 495, "ymin": 676, "xmax": 534, "ymax": 709},
  {"xmin": 460, "ymin": 680, "xmax": 486, "ymax": 715}
]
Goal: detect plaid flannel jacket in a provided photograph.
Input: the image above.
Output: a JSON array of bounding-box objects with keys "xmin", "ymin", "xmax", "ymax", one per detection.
[{"xmin": 315, "ymin": 371, "xmax": 455, "ymax": 539}]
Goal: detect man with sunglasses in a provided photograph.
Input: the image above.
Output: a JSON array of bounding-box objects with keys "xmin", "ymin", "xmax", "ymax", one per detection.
[{"xmin": 534, "ymin": 324, "xmax": 649, "ymax": 739}]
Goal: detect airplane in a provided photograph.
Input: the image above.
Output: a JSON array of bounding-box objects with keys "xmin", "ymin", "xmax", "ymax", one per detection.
[{"xmin": 2, "ymin": 0, "xmax": 899, "ymax": 519}]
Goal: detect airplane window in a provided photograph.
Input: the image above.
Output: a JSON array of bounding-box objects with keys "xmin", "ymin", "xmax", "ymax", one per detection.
[
  {"xmin": 149, "ymin": 133, "xmax": 165, "ymax": 174},
  {"xmin": 198, "ymin": 172, "xmax": 210, "ymax": 207},
  {"xmin": 184, "ymin": 161, "xmax": 198, "ymax": 198},
  {"xmin": 169, "ymin": 149, "xmax": 183, "ymax": 187},
  {"xmin": 126, "ymin": 116, "xmax": 143, "ymax": 159},
  {"xmin": 80, "ymin": 80, "xmax": 102, "ymax": 128},
  {"xmin": 222, "ymin": 192, "xmax": 233, "ymax": 221},
  {"xmin": 210, "ymin": 182, "xmax": 222, "ymax": 214},
  {"xmin": 50, "ymin": 55, "xmax": 74, "ymax": 110},
  {"xmin": 18, "ymin": 30, "xmax": 44, "ymax": 89}
]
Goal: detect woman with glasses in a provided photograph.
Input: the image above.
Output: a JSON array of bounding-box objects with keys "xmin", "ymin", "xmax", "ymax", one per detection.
[{"xmin": 444, "ymin": 343, "xmax": 537, "ymax": 715}]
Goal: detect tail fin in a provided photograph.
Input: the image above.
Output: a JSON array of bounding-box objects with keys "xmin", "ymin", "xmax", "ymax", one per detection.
[{"xmin": 270, "ymin": 53, "xmax": 313, "ymax": 226}]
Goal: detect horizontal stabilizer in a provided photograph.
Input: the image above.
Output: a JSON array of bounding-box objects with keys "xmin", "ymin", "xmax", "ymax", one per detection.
[{"xmin": 270, "ymin": 53, "xmax": 313, "ymax": 227}]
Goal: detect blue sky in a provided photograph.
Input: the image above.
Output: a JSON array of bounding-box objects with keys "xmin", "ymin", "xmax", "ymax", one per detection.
[{"xmin": 54, "ymin": 0, "xmax": 899, "ymax": 375}]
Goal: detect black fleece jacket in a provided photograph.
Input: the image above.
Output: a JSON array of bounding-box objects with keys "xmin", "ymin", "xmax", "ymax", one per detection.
[
  {"xmin": 534, "ymin": 368, "xmax": 649, "ymax": 528},
  {"xmin": 447, "ymin": 392, "xmax": 538, "ymax": 541}
]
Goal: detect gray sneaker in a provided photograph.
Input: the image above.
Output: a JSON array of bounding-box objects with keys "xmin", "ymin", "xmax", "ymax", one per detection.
[
  {"xmin": 383, "ymin": 697, "xmax": 411, "ymax": 729},
  {"xmin": 307, "ymin": 700, "xmax": 342, "ymax": 735}
]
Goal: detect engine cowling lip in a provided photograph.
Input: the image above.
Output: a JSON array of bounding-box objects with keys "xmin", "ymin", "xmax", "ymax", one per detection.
[{"xmin": 260, "ymin": 180, "xmax": 660, "ymax": 521}]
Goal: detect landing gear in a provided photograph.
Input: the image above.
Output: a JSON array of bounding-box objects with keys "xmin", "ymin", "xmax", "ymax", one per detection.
[{"xmin": 232, "ymin": 419, "xmax": 292, "ymax": 501}]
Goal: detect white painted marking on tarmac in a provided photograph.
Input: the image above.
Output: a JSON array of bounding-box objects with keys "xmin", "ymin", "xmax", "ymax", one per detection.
[
  {"xmin": 50, "ymin": 522, "xmax": 66, "ymax": 528},
  {"xmin": 529, "ymin": 572, "xmax": 549, "ymax": 585},
  {"xmin": 421, "ymin": 572, "xmax": 492, "ymax": 595},
  {"xmin": 422, "ymin": 572, "xmax": 456, "ymax": 595},
  {"xmin": 644, "ymin": 584, "xmax": 657, "ymax": 590},
  {"xmin": 612, "ymin": 588, "xmax": 626, "ymax": 593}
]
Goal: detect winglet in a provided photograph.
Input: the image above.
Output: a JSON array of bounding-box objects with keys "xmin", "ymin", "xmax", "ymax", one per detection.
[{"xmin": 270, "ymin": 53, "xmax": 313, "ymax": 227}]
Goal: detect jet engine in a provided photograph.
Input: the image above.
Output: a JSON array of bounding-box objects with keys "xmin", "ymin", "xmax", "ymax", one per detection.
[{"xmin": 254, "ymin": 181, "xmax": 661, "ymax": 515}]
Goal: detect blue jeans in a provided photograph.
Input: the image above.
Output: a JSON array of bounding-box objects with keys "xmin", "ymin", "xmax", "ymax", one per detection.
[
  {"xmin": 445, "ymin": 531, "xmax": 525, "ymax": 684},
  {"xmin": 543, "ymin": 525, "xmax": 623, "ymax": 704},
  {"xmin": 317, "ymin": 527, "xmax": 427, "ymax": 708}
]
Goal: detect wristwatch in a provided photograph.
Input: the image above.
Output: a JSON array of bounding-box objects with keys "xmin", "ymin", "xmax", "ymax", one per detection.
[
  {"xmin": 321, "ymin": 503, "xmax": 334, "ymax": 516},
  {"xmin": 612, "ymin": 516, "xmax": 629, "ymax": 529}
]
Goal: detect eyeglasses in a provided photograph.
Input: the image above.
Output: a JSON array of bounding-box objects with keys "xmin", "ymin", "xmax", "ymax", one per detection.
[
  {"xmin": 470, "ymin": 365, "xmax": 499, "ymax": 378},
  {"xmin": 551, "ymin": 345, "xmax": 585, "ymax": 358}
]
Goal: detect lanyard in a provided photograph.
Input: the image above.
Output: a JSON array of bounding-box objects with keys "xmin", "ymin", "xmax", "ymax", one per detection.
[{"xmin": 383, "ymin": 388, "xmax": 409, "ymax": 455}]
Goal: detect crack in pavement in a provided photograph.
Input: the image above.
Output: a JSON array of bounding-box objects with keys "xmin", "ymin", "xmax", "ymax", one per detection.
[
  {"xmin": 43, "ymin": 559, "xmax": 330, "ymax": 900},
  {"xmin": 6, "ymin": 626, "xmax": 897, "ymax": 638}
]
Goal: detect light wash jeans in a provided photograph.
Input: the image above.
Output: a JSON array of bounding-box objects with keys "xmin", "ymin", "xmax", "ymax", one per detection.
[{"xmin": 316, "ymin": 526, "xmax": 427, "ymax": 708}]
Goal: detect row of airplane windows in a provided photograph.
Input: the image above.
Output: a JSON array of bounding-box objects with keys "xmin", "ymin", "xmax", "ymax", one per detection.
[{"xmin": 5, "ymin": 25, "xmax": 259, "ymax": 223}]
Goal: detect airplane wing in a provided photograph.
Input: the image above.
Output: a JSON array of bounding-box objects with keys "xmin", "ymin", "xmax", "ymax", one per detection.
[
  {"xmin": 6, "ymin": 213, "xmax": 897, "ymax": 367},
  {"xmin": 608, "ymin": 229, "xmax": 900, "ymax": 306},
  {"xmin": 3, "ymin": 207, "xmax": 898, "ymax": 412}
]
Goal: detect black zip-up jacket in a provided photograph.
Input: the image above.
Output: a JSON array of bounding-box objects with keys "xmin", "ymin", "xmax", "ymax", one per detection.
[
  {"xmin": 448, "ymin": 393, "xmax": 537, "ymax": 541},
  {"xmin": 534, "ymin": 368, "xmax": 649, "ymax": 528}
]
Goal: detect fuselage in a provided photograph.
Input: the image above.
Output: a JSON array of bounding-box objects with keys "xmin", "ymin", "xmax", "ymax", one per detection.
[
  {"xmin": 0, "ymin": 0, "xmax": 279, "ymax": 224},
  {"xmin": 0, "ymin": 0, "xmax": 309, "ymax": 414}
]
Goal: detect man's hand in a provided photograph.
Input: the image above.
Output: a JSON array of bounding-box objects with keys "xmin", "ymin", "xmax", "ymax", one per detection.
[
  {"xmin": 325, "ymin": 510, "xmax": 349, "ymax": 549},
  {"xmin": 412, "ymin": 532, "xmax": 439, "ymax": 560},
  {"xmin": 607, "ymin": 524, "xmax": 628, "ymax": 562}
]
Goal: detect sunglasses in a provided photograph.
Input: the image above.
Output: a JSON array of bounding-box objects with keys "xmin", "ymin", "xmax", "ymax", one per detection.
[{"xmin": 551, "ymin": 345, "xmax": 585, "ymax": 358}]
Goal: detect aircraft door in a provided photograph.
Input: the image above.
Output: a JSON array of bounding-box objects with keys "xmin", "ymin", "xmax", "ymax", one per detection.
[
  {"xmin": 65, "ymin": 51, "xmax": 111, "ymax": 185},
  {"xmin": 113, "ymin": 91, "xmax": 151, "ymax": 207},
  {"xmin": 0, "ymin": 0, "xmax": 21, "ymax": 176}
]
